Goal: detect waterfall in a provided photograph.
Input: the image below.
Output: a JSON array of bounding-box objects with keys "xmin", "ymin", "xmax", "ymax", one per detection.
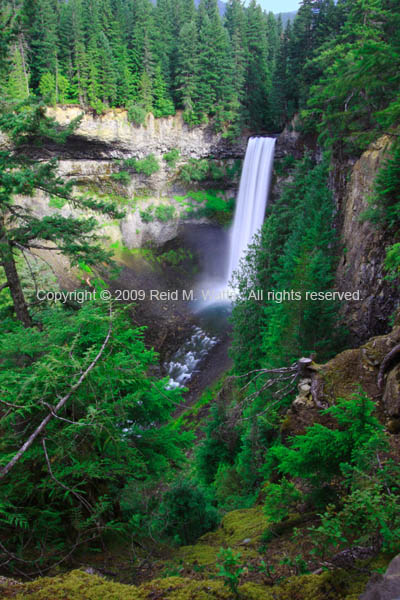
[
  {"xmin": 226, "ymin": 136, "xmax": 276, "ymax": 285},
  {"xmin": 193, "ymin": 136, "xmax": 275, "ymax": 309}
]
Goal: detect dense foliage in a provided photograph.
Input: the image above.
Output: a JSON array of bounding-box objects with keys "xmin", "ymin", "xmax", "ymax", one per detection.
[
  {"xmin": 230, "ymin": 155, "xmax": 344, "ymax": 375},
  {"xmin": 264, "ymin": 393, "xmax": 400, "ymax": 553},
  {"xmin": 0, "ymin": 301, "xmax": 190, "ymax": 567},
  {"xmin": 1, "ymin": 0, "xmax": 400, "ymax": 586}
]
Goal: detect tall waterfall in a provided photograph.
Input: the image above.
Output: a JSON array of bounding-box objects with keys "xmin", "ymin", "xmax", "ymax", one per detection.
[
  {"xmin": 193, "ymin": 136, "xmax": 275, "ymax": 309},
  {"xmin": 226, "ymin": 136, "xmax": 276, "ymax": 284}
]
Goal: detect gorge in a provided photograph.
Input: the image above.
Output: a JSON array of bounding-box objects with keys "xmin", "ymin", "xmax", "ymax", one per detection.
[{"xmin": 1, "ymin": 0, "xmax": 400, "ymax": 598}]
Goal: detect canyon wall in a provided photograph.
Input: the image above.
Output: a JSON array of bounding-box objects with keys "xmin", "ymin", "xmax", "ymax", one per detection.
[
  {"xmin": 13, "ymin": 108, "xmax": 247, "ymax": 251},
  {"xmin": 334, "ymin": 135, "xmax": 398, "ymax": 344}
]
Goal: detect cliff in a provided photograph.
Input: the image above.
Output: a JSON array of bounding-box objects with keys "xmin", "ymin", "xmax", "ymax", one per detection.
[
  {"xmin": 334, "ymin": 136, "xmax": 398, "ymax": 344},
  {"xmin": 45, "ymin": 106, "xmax": 246, "ymax": 160},
  {"xmin": 7, "ymin": 108, "xmax": 247, "ymax": 254}
]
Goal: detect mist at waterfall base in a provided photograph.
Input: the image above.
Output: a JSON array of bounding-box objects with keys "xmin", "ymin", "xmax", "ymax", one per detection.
[
  {"xmin": 193, "ymin": 136, "xmax": 276, "ymax": 311},
  {"xmin": 164, "ymin": 137, "xmax": 276, "ymax": 389}
]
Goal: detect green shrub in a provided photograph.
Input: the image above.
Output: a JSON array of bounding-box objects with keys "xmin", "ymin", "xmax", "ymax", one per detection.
[
  {"xmin": 163, "ymin": 148, "xmax": 180, "ymax": 168},
  {"xmin": 139, "ymin": 205, "xmax": 154, "ymax": 223},
  {"xmin": 180, "ymin": 158, "xmax": 210, "ymax": 183},
  {"xmin": 139, "ymin": 204, "xmax": 176, "ymax": 223},
  {"xmin": 263, "ymin": 478, "xmax": 302, "ymax": 524},
  {"xmin": 156, "ymin": 248, "xmax": 192, "ymax": 267},
  {"xmin": 268, "ymin": 392, "xmax": 385, "ymax": 492},
  {"xmin": 127, "ymin": 102, "xmax": 147, "ymax": 126},
  {"xmin": 309, "ymin": 476, "xmax": 400, "ymax": 555},
  {"xmin": 124, "ymin": 154, "xmax": 160, "ymax": 176},
  {"xmin": 111, "ymin": 171, "xmax": 131, "ymax": 184},
  {"xmin": 181, "ymin": 190, "xmax": 234, "ymax": 224},
  {"xmin": 196, "ymin": 401, "xmax": 239, "ymax": 485},
  {"xmin": 157, "ymin": 479, "xmax": 219, "ymax": 545},
  {"xmin": 209, "ymin": 161, "xmax": 225, "ymax": 180},
  {"xmin": 154, "ymin": 204, "xmax": 176, "ymax": 222},
  {"xmin": 216, "ymin": 547, "xmax": 244, "ymax": 598},
  {"xmin": 203, "ymin": 193, "xmax": 234, "ymax": 225}
]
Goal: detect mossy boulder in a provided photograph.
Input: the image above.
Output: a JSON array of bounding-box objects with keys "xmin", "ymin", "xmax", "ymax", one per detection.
[
  {"xmin": 175, "ymin": 507, "xmax": 265, "ymax": 570},
  {"xmin": 316, "ymin": 325, "xmax": 400, "ymax": 405},
  {"xmin": 285, "ymin": 325, "xmax": 400, "ymax": 435}
]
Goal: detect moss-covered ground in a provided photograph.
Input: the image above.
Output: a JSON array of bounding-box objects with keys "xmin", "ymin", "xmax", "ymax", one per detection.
[
  {"xmin": 0, "ymin": 558, "xmax": 390, "ymax": 600},
  {"xmin": 0, "ymin": 503, "xmax": 392, "ymax": 600}
]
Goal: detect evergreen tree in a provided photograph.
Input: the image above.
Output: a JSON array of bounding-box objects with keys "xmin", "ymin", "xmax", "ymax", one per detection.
[
  {"xmin": 196, "ymin": 0, "xmax": 236, "ymax": 125},
  {"xmin": 243, "ymin": 0, "xmax": 271, "ymax": 128},
  {"xmin": 22, "ymin": 0, "xmax": 59, "ymax": 90},
  {"xmin": 225, "ymin": 0, "xmax": 247, "ymax": 109},
  {"xmin": 0, "ymin": 101, "xmax": 122, "ymax": 326},
  {"xmin": 304, "ymin": 0, "xmax": 400, "ymax": 155},
  {"xmin": 175, "ymin": 20, "xmax": 199, "ymax": 123}
]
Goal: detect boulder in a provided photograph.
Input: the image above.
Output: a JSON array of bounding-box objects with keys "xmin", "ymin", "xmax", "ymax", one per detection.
[
  {"xmin": 360, "ymin": 554, "xmax": 400, "ymax": 600},
  {"xmin": 383, "ymin": 364, "xmax": 400, "ymax": 418}
]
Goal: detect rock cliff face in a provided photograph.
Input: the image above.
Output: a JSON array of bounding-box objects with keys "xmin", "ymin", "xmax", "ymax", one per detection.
[
  {"xmin": 46, "ymin": 106, "xmax": 247, "ymax": 159},
  {"xmin": 12, "ymin": 107, "xmax": 246, "ymax": 251},
  {"xmin": 334, "ymin": 136, "xmax": 398, "ymax": 344},
  {"xmin": 7, "ymin": 108, "xmax": 398, "ymax": 343}
]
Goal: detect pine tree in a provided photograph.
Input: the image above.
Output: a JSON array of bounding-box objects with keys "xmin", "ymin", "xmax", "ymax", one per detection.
[
  {"xmin": 269, "ymin": 23, "xmax": 292, "ymax": 130},
  {"xmin": 7, "ymin": 43, "xmax": 30, "ymax": 100},
  {"xmin": 243, "ymin": 0, "xmax": 271, "ymax": 128},
  {"xmin": 175, "ymin": 20, "xmax": 199, "ymax": 123},
  {"xmin": 196, "ymin": 0, "xmax": 236, "ymax": 125},
  {"xmin": 225, "ymin": 0, "xmax": 247, "ymax": 108},
  {"xmin": 0, "ymin": 101, "xmax": 123, "ymax": 326},
  {"xmin": 22, "ymin": 0, "xmax": 59, "ymax": 90}
]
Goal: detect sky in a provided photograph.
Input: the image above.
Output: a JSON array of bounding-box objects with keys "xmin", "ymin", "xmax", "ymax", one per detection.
[{"xmin": 244, "ymin": 0, "xmax": 301, "ymax": 14}]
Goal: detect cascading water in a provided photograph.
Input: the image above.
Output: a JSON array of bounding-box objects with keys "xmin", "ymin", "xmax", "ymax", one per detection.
[
  {"xmin": 226, "ymin": 136, "xmax": 276, "ymax": 285},
  {"xmin": 164, "ymin": 327, "xmax": 218, "ymax": 389},
  {"xmin": 163, "ymin": 137, "xmax": 276, "ymax": 387},
  {"xmin": 194, "ymin": 136, "xmax": 276, "ymax": 306}
]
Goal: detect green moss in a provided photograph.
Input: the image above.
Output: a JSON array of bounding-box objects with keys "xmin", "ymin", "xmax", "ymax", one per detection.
[
  {"xmin": 13, "ymin": 570, "xmax": 144, "ymax": 600},
  {"xmin": 176, "ymin": 507, "xmax": 265, "ymax": 569},
  {"xmin": 12, "ymin": 572, "xmax": 231, "ymax": 600},
  {"xmin": 7, "ymin": 554, "xmax": 394, "ymax": 600},
  {"xmin": 204, "ymin": 508, "xmax": 265, "ymax": 548}
]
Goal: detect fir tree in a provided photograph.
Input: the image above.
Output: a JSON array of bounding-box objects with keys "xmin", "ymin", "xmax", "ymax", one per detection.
[{"xmin": 0, "ymin": 101, "xmax": 123, "ymax": 327}]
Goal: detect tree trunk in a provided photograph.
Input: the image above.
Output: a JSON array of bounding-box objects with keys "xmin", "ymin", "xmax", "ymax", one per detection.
[{"xmin": 0, "ymin": 225, "xmax": 33, "ymax": 328}]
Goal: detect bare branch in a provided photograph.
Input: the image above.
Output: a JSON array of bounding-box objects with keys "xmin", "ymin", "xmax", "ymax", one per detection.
[{"xmin": 0, "ymin": 308, "xmax": 113, "ymax": 479}]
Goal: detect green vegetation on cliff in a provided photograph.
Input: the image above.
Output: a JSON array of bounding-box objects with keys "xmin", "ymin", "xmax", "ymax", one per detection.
[{"xmin": 1, "ymin": 0, "xmax": 400, "ymax": 597}]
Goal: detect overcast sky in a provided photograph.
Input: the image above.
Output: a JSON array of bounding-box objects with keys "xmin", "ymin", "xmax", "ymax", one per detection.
[{"xmin": 244, "ymin": 0, "xmax": 301, "ymax": 14}]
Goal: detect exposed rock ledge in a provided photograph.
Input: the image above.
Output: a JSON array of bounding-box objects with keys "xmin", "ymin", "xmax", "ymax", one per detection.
[
  {"xmin": 45, "ymin": 106, "xmax": 247, "ymax": 160},
  {"xmin": 335, "ymin": 135, "xmax": 398, "ymax": 344}
]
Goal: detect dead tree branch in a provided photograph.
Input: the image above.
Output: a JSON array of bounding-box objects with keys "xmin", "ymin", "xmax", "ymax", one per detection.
[{"xmin": 0, "ymin": 308, "xmax": 112, "ymax": 480}]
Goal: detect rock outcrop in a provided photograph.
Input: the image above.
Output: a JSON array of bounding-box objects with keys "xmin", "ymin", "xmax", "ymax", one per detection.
[
  {"xmin": 45, "ymin": 106, "xmax": 247, "ymax": 160},
  {"xmin": 7, "ymin": 107, "xmax": 246, "ymax": 252},
  {"xmin": 360, "ymin": 553, "xmax": 400, "ymax": 600},
  {"xmin": 288, "ymin": 315, "xmax": 400, "ymax": 434},
  {"xmin": 335, "ymin": 136, "xmax": 398, "ymax": 344}
]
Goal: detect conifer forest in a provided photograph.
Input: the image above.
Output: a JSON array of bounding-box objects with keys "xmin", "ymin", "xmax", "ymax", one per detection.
[{"xmin": 0, "ymin": 0, "xmax": 400, "ymax": 598}]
